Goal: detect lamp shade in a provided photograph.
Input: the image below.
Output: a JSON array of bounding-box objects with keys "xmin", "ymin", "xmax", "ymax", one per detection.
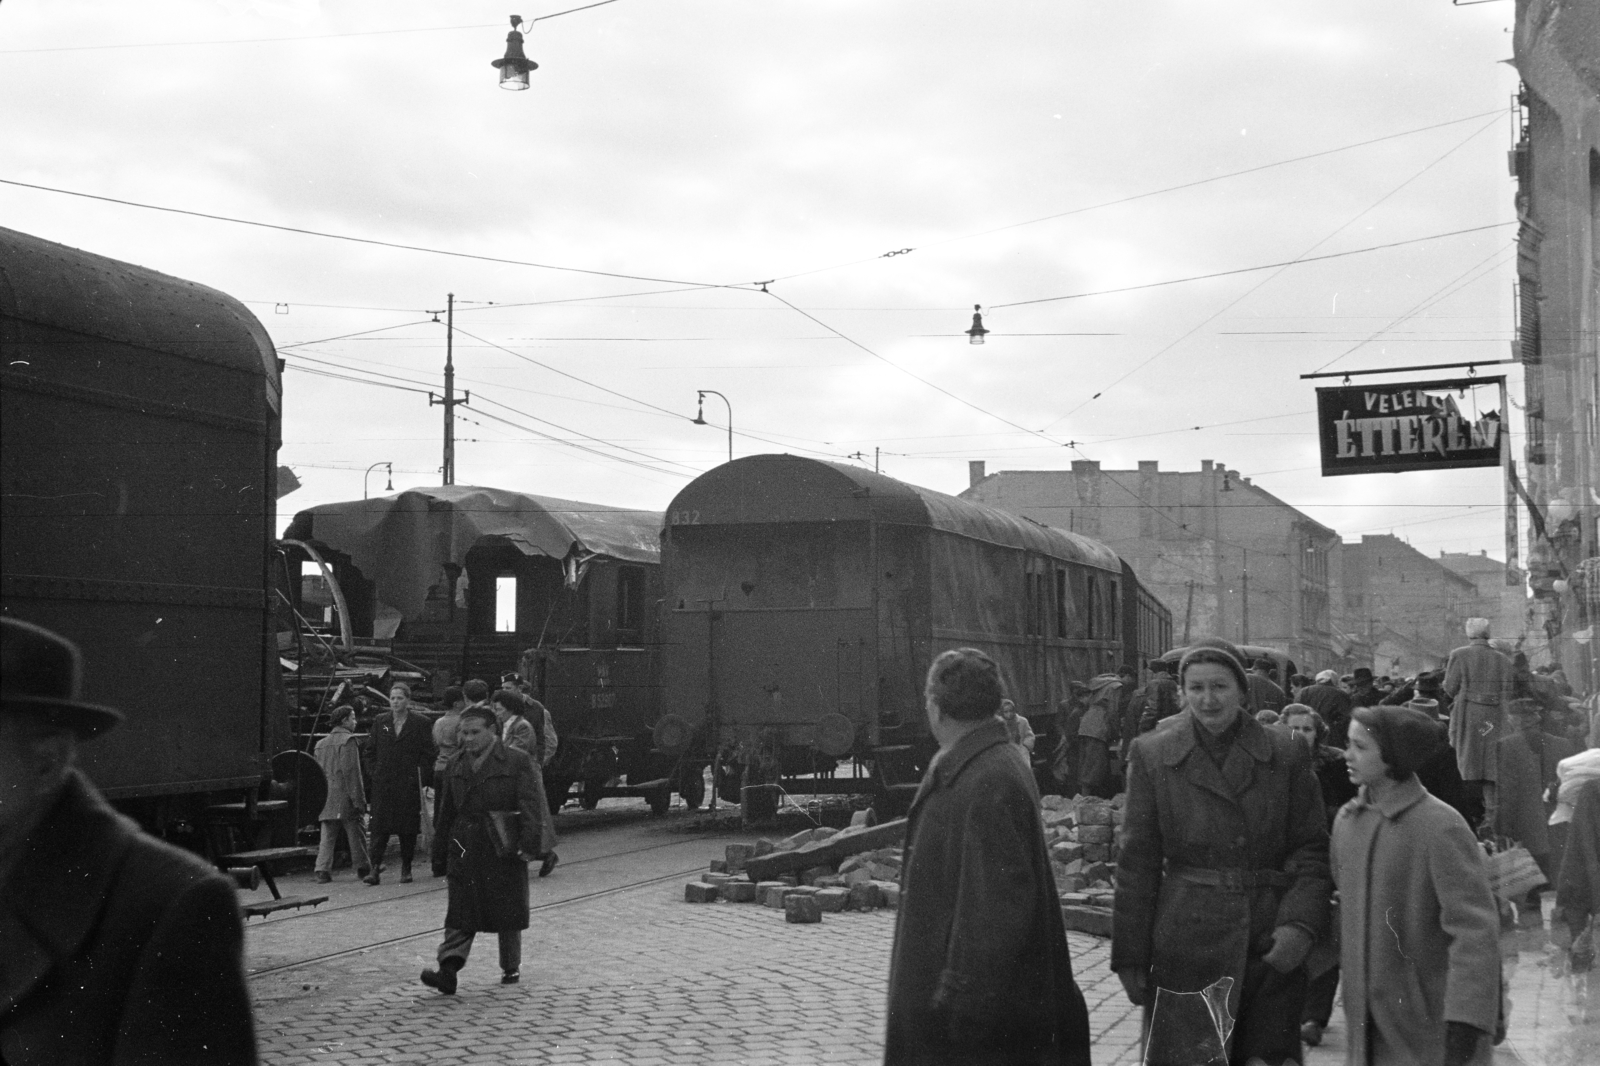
[{"xmin": 492, "ymin": 27, "xmax": 537, "ymax": 90}]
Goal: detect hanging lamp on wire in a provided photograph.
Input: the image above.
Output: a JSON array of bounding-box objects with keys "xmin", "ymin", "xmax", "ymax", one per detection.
[
  {"xmin": 492, "ymin": 15, "xmax": 538, "ymax": 90},
  {"xmin": 965, "ymin": 304, "xmax": 990, "ymax": 345}
]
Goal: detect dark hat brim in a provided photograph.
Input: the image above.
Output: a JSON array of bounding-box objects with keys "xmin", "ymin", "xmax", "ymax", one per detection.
[{"xmin": 3, "ymin": 695, "xmax": 124, "ymax": 739}]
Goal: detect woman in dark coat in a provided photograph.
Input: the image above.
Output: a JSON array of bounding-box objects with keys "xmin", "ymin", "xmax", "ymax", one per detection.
[
  {"xmin": 421, "ymin": 705, "xmax": 543, "ymax": 992},
  {"xmin": 364, "ymin": 682, "xmax": 436, "ymax": 885},
  {"xmin": 1112, "ymin": 637, "xmax": 1331, "ymax": 1066}
]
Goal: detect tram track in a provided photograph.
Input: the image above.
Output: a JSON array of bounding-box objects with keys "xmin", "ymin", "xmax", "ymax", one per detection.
[
  {"xmin": 244, "ymin": 834, "xmax": 708, "ymax": 929},
  {"xmin": 248, "ymin": 862, "xmax": 706, "ymax": 978}
]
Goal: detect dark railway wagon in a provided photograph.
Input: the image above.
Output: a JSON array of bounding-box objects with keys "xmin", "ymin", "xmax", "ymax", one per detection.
[
  {"xmin": 281, "ymin": 487, "xmax": 684, "ymax": 811},
  {"xmin": 0, "ymin": 227, "xmax": 285, "ymax": 830},
  {"xmin": 1122, "ymin": 560, "xmax": 1174, "ymax": 673},
  {"xmin": 655, "ymin": 455, "xmax": 1155, "ymax": 811}
]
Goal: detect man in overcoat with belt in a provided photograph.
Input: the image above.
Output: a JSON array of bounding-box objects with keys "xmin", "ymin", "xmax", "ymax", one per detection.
[
  {"xmin": 364, "ymin": 681, "xmax": 435, "ymax": 885},
  {"xmin": 885, "ymin": 647, "xmax": 1091, "ymax": 1066},
  {"xmin": 0, "ymin": 618, "xmax": 257, "ymax": 1065},
  {"xmin": 1442, "ymin": 617, "xmax": 1513, "ymax": 826}
]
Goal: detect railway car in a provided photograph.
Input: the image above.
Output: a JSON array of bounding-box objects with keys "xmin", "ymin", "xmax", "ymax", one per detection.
[
  {"xmin": 280, "ymin": 487, "xmax": 686, "ymax": 812},
  {"xmin": 654, "ymin": 454, "xmax": 1172, "ymax": 813},
  {"xmin": 0, "ymin": 226, "xmax": 286, "ymax": 841}
]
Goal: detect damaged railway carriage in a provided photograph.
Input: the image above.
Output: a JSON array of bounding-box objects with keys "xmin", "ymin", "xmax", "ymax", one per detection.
[
  {"xmin": 0, "ymin": 227, "xmax": 287, "ymax": 838},
  {"xmin": 280, "ymin": 487, "xmax": 686, "ymax": 812},
  {"xmin": 656, "ymin": 455, "xmax": 1172, "ymax": 814}
]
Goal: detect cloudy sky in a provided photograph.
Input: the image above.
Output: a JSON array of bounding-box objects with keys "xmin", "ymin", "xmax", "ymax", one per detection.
[{"xmin": 3, "ymin": 1, "xmax": 1523, "ymax": 565}]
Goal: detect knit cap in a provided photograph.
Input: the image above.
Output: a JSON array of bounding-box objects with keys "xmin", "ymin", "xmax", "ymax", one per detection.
[{"xmin": 1177, "ymin": 636, "xmax": 1250, "ymax": 693}]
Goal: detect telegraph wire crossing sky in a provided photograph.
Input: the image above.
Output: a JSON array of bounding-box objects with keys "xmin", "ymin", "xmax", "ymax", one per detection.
[{"xmin": 0, "ymin": 0, "xmax": 1525, "ymax": 560}]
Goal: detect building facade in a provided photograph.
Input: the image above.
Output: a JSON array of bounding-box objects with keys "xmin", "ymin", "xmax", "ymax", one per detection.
[
  {"xmin": 1334, "ymin": 536, "xmax": 1481, "ymax": 678},
  {"xmin": 1511, "ymin": 0, "xmax": 1600, "ymax": 686},
  {"xmin": 962, "ymin": 459, "xmax": 1341, "ymax": 672},
  {"xmin": 1437, "ymin": 550, "xmax": 1530, "ymax": 648}
]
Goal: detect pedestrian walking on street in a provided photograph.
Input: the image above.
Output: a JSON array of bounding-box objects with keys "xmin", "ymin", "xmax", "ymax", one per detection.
[
  {"xmin": 422, "ymin": 705, "xmax": 544, "ymax": 993},
  {"xmin": 365, "ymin": 681, "xmax": 435, "ymax": 885},
  {"xmin": 0, "ymin": 618, "xmax": 258, "ymax": 1066},
  {"xmin": 1443, "ymin": 618, "xmax": 1514, "ymax": 826},
  {"xmin": 492, "ymin": 689, "xmax": 560, "ymax": 877},
  {"xmin": 1076, "ymin": 673, "xmax": 1123, "ymax": 799},
  {"xmin": 1113, "ymin": 636, "xmax": 1331, "ymax": 1066},
  {"xmin": 885, "ymin": 648, "xmax": 1092, "ymax": 1066},
  {"xmin": 1248, "ymin": 659, "xmax": 1288, "ymax": 717},
  {"xmin": 1493, "ymin": 697, "xmax": 1578, "ymax": 918},
  {"xmin": 1332, "ymin": 705, "xmax": 1500, "ymax": 1066},
  {"xmin": 313, "ymin": 703, "xmax": 370, "ymax": 883},
  {"xmin": 1299, "ymin": 669, "xmax": 1355, "ymax": 749},
  {"xmin": 431, "ymin": 685, "xmax": 465, "ymax": 779}
]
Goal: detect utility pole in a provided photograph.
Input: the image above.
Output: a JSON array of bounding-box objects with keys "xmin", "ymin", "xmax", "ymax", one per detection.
[
  {"xmin": 1241, "ymin": 547, "xmax": 1250, "ymax": 644},
  {"xmin": 1182, "ymin": 580, "xmax": 1195, "ymax": 645},
  {"xmin": 429, "ymin": 293, "xmax": 470, "ymax": 485}
]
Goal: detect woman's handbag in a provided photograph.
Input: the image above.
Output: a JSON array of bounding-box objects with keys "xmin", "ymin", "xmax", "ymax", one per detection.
[
  {"xmin": 1485, "ymin": 843, "xmax": 1546, "ymax": 900},
  {"xmin": 486, "ymin": 811, "xmax": 524, "ymax": 859}
]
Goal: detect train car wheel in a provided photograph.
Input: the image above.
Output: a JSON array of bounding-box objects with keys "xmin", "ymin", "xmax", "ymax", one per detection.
[
  {"xmin": 270, "ymin": 750, "xmax": 327, "ymax": 831},
  {"xmin": 677, "ymin": 765, "xmax": 706, "ymax": 810}
]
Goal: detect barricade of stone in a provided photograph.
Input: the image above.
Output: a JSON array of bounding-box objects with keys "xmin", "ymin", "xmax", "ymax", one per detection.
[
  {"xmin": 682, "ymin": 812, "xmax": 904, "ymax": 922},
  {"xmin": 1042, "ymin": 792, "xmax": 1124, "ymax": 937}
]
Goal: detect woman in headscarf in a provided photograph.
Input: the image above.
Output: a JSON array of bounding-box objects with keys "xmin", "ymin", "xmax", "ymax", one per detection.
[
  {"xmin": 421, "ymin": 704, "xmax": 544, "ymax": 992},
  {"xmin": 1112, "ymin": 637, "xmax": 1330, "ymax": 1066},
  {"xmin": 1332, "ymin": 705, "xmax": 1500, "ymax": 1066}
]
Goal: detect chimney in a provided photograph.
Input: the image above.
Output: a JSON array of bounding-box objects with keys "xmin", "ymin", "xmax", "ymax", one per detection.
[
  {"xmin": 1201, "ymin": 459, "xmax": 1214, "ymax": 473},
  {"xmin": 1138, "ymin": 460, "xmax": 1159, "ymax": 474},
  {"xmin": 1070, "ymin": 459, "xmax": 1100, "ymax": 474},
  {"xmin": 968, "ymin": 460, "xmax": 986, "ymax": 487}
]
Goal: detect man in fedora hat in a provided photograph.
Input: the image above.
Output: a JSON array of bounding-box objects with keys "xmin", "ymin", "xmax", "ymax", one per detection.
[{"xmin": 0, "ymin": 618, "xmax": 257, "ymax": 1065}]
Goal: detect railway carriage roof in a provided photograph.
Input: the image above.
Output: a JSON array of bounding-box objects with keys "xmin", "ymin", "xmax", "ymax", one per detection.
[
  {"xmin": 668, "ymin": 455, "xmax": 1122, "ymax": 572},
  {"xmin": 0, "ymin": 226, "xmax": 279, "ymax": 385},
  {"xmin": 284, "ymin": 486, "xmax": 662, "ymax": 620}
]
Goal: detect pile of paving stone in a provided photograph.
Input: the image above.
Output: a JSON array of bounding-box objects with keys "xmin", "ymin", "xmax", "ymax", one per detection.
[
  {"xmin": 684, "ymin": 819, "xmax": 904, "ymax": 925},
  {"xmin": 1044, "ymin": 793, "xmax": 1124, "ymax": 937}
]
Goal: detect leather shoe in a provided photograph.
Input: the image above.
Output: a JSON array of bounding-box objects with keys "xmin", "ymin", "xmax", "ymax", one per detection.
[
  {"xmin": 501, "ymin": 970, "xmax": 519, "ymax": 985},
  {"xmin": 1300, "ymin": 1021, "xmax": 1323, "ymax": 1047},
  {"xmin": 539, "ymin": 852, "xmax": 559, "ymax": 878},
  {"xmin": 420, "ymin": 968, "xmax": 457, "ymax": 995},
  {"xmin": 356, "ymin": 865, "xmax": 371, "ymax": 879},
  {"xmin": 400, "ymin": 863, "xmax": 413, "ymax": 884},
  {"xmin": 363, "ymin": 872, "xmax": 380, "ymax": 886},
  {"xmin": 314, "ymin": 871, "xmax": 332, "ymax": 884}
]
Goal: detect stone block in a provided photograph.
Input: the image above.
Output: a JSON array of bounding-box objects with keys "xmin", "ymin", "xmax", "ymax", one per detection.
[
  {"xmin": 753, "ymin": 838, "xmax": 776, "ymax": 856},
  {"xmin": 779, "ymin": 874, "xmax": 798, "ymax": 886},
  {"xmin": 1060, "ymin": 904, "xmax": 1113, "ymax": 938},
  {"xmin": 1082, "ymin": 862, "xmax": 1111, "ymax": 883},
  {"xmin": 1077, "ymin": 824, "xmax": 1114, "ymax": 844},
  {"xmin": 876, "ymin": 881, "xmax": 901, "ymax": 909},
  {"xmin": 742, "ymin": 818, "xmax": 909, "ymax": 882},
  {"xmin": 785, "ymin": 893, "xmax": 823, "ymax": 924},
  {"xmin": 844, "ymin": 867, "xmax": 875, "ymax": 886},
  {"xmin": 756, "ymin": 882, "xmax": 791, "ymax": 908},
  {"xmin": 1051, "ymin": 841, "xmax": 1085, "ymax": 864},
  {"xmin": 864, "ymin": 861, "xmax": 900, "ymax": 880},
  {"xmin": 1043, "ymin": 808, "xmax": 1075, "ymax": 827},
  {"xmin": 721, "ymin": 880, "xmax": 757, "ymax": 903},
  {"xmin": 703, "ymin": 872, "xmax": 736, "ymax": 886},
  {"xmin": 1081, "ymin": 844, "xmax": 1109, "ymax": 863},
  {"xmin": 848, "ymin": 881, "xmax": 884, "ymax": 911},
  {"xmin": 850, "ymin": 808, "xmax": 878, "ymax": 828},
  {"xmin": 1057, "ymin": 874, "xmax": 1086, "ymax": 892},
  {"xmin": 1076, "ymin": 800, "xmax": 1113, "ymax": 826},
  {"xmin": 708, "ymin": 859, "xmax": 729, "ymax": 874},
  {"xmin": 800, "ymin": 864, "xmax": 834, "ymax": 885},
  {"xmin": 814, "ymin": 875, "xmax": 848, "ymax": 888},
  {"xmin": 725, "ymin": 843, "xmax": 755, "ymax": 870},
  {"xmin": 838, "ymin": 854, "xmax": 867, "ymax": 874},
  {"xmin": 1040, "ymin": 794, "xmax": 1070, "ymax": 811},
  {"xmin": 684, "ymin": 882, "xmax": 719, "ymax": 903},
  {"xmin": 816, "ymin": 887, "xmax": 851, "ymax": 912},
  {"xmin": 787, "ymin": 884, "xmax": 821, "ymax": 897}
]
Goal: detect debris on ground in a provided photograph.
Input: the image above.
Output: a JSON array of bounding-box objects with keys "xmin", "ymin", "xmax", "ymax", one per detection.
[{"xmin": 1044, "ymin": 793, "xmax": 1124, "ymax": 937}]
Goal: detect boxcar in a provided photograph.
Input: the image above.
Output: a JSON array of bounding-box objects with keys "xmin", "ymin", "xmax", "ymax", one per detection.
[
  {"xmin": 655, "ymin": 455, "xmax": 1138, "ymax": 811},
  {"xmin": 281, "ymin": 486, "xmax": 684, "ymax": 811},
  {"xmin": 0, "ymin": 226, "xmax": 285, "ymax": 834}
]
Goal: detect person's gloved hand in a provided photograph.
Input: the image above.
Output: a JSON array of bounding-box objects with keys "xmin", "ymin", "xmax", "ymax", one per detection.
[
  {"xmin": 1116, "ymin": 967, "xmax": 1148, "ymax": 1006},
  {"xmin": 1444, "ymin": 1021, "xmax": 1486, "ymax": 1066},
  {"xmin": 1261, "ymin": 925, "xmax": 1314, "ymax": 973}
]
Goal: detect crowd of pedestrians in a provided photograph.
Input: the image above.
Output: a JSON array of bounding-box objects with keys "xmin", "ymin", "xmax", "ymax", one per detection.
[{"xmin": 887, "ymin": 629, "xmax": 1599, "ymax": 1066}]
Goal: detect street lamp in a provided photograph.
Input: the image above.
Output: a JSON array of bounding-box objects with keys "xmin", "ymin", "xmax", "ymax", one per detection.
[
  {"xmin": 692, "ymin": 390, "xmax": 733, "ymax": 464},
  {"xmin": 364, "ymin": 462, "xmax": 393, "ymax": 499},
  {"xmin": 965, "ymin": 304, "xmax": 989, "ymax": 345},
  {"xmin": 491, "ymin": 15, "xmax": 538, "ymax": 90}
]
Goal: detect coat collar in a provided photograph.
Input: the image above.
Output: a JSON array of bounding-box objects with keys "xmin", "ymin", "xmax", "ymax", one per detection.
[
  {"xmin": 459, "ymin": 739, "xmax": 516, "ymax": 784},
  {"xmin": 910, "ymin": 718, "xmax": 1012, "ymax": 815},
  {"xmin": 0, "ymin": 771, "xmax": 133, "ymax": 1016},
  {"xmin": 1159, "ymin": 709, "xmax": 1273, "ymax": 766},
  {"xmin": 1355, "ymin": 776, "xmax": 1429, "ymax": 820}
]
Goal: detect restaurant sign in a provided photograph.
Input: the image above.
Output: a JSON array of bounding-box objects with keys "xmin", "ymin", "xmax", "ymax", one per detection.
[{"xmin": 1316, "ymin": 376, "xmax": 1505, "ymax": 477}]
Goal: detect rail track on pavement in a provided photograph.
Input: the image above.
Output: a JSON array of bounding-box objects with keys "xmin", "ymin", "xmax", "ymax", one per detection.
[{"xmin": 246, "ymin": 835, "xmax": 714, "ymax": 978}]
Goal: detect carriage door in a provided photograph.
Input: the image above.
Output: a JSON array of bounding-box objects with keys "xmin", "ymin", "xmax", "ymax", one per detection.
[{"xmin": 1021, "ymin": 554, "xmax": 1049, "ymax": 712}]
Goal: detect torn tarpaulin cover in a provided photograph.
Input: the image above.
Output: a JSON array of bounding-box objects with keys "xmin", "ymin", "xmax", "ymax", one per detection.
[{"xmin": 282, "ymin": 485, "xmax": 662, "ymax": 620}]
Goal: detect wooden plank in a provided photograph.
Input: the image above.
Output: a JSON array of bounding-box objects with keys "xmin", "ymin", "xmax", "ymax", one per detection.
[
  {"xmin": 219, "ymin": 846, "xmax": 315, "ymax": 865},
  {"xmin": 242, "ymin": 894, "xmax": 329, "ymax": 918},
  {"xmin": 742, "ymin": 818, "xmax": 907, "ymax": 882}
]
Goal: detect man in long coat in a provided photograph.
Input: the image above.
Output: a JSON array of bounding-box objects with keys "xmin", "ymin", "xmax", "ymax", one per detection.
[
  {"xmin": 0, "ymin": 618, "xmax": 256, "ymax": 1065},
  {"xmin": 365, "ymin": 682, "xmax": 436, "ymax": 884},
  {"xmin": 423, "ymin": 705, "xmax": 544, "ymax": 992},
  {"xmin": 1442, "ymin": 618, "xmax": 1512, "ymax": 821},
  {"xmin": 1298, "ymin": 669, "xmax": 1354, "ymax": 748},
  {"xmin": 885, "ymin": 648, "xmax": 1091, "ymax": 1066}
]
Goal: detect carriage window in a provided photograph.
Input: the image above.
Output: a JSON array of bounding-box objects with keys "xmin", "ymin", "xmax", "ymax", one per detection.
[
  {"xmin": 494, "ymin": 575, "xmax": 518, "ymax": 632},
  {"xmin": 1086, "ymin": 576, "xmax": 1101, "ymax": 639},
  {"xmin": 1025, "ymin": 569, "xmax": 1042, "ymax": 636},
  {"xmin": 1055, "ymin": 569, "xmax": 1068, "ymax": 638},
  {"xmin": 617, "ymin": 566, "xmax": 644, "ymax": 636},
  {"xmin": 1109, "ymin": 579, "xmax": 1120, "ymax": 640}
]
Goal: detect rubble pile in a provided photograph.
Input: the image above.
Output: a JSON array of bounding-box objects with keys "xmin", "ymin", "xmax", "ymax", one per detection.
[
  {"xmin": 1044, "ymin": 793, "xmax": 1124, "ymax": 937},
  {"xmin": 684, "ymin": 816, "xmax": 904, "ymax": 924}
]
